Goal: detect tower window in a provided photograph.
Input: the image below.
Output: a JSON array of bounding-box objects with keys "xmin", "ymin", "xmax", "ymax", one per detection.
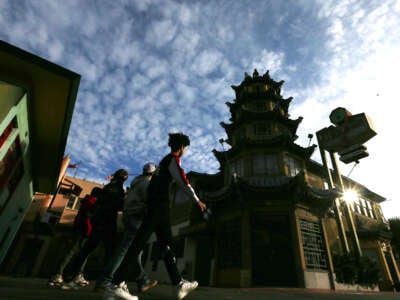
[
  {"xmin": 254, "ymin": 123, "xmax": 272, "ymax": 136},
  {"xmin": 285, "ymin": 155, "xmax": 302, "ymax": 177},
  {"xmin": 252, "ymin": 154, "xmax": 280, "ymax": 175}
]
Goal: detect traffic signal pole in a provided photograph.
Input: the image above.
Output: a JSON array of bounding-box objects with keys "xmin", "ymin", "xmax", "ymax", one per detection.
[
  {"xmin": 329, "ymin": 151, "xmax": 363, "ymax": 257},
  {"xmin": 316, "ymin": 105, "xmax": 375, "ymax": 258},
  {"xmin": 317, "ymin": 132, "xmax": 350, "ymax": 254}
]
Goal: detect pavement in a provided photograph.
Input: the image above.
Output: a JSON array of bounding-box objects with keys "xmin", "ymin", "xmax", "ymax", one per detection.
[{"xmin": 0, "ymin": 275, "xmax": 400, "ymax": 300}]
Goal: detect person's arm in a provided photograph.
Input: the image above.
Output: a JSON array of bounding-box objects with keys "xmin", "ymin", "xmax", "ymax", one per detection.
[
  {"xmin": 168, "ymin": 155, "xmax": 200, "ymax": 202},
  {"xmin": 168, "ymin": 155, "xmax": 207, "ymax": 212}
]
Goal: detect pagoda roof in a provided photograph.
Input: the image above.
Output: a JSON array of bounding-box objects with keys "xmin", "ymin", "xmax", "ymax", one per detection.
[
  {"xmin": 212, "ymin": 136, "xmax": 316, "ymax": 164},
  {"xmin": 221, "ymin": 110, "xmax": 303, "ymax": 136},
  {"xmin": 231, "ymin": 69, "xmax": 285, "ymax": 97},
  {"xmin": 227, "ymin": 96, "xmax": 293, "ymax": 116},
  {"xmin": 187, "ymin": 171, "xmax": 224, "ymax": 190}
]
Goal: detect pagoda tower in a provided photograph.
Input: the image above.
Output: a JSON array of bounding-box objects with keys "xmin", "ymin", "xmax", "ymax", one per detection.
[
  {"xmin": 181, "ymin": 69, "xmax": 338, "ymax": 288},
  {"xmin": 173, "ymin": 69, "xmax": 395, "ymax": 291},
  {"xmin": 214, "ymin": 69, "xmax": 315, "ymax": 186}
]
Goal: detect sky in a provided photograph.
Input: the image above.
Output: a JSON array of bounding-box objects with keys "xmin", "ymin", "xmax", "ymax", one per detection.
[{"xmin": 1, "ymin": 0, "xmax": 399, "ymax": 218}]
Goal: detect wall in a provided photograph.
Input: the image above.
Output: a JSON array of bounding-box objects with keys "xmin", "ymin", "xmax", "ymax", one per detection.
[{"xmin": 0, "ymin": 92, "xmax": 34, "ymax": 265}]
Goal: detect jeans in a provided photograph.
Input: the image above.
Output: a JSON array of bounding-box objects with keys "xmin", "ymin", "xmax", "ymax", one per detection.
[
  {"xmin": 96, "ymin": 215, "xmax": 147, "ymax": 287},
  {"xmin": 122, "ymin": 200, "xmax": 182, "ymax": 285}
]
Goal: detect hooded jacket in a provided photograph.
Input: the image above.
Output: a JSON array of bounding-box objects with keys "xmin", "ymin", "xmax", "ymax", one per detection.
[{"xmin": 123, "ymin": 174, "xmax": 150, "ymax": 217}]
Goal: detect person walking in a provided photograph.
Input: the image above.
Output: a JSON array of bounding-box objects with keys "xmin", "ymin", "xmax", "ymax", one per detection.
[
  {"xmin": 95, "ymin": 163, "xmax": 158, "ymax": 295},
  {"xmin": 48, "ymin": 187, "xmax": 102, "ymax": 287},
  {"xmin": 102, "ymin": 132, "xmax": 207, "ymax": 300},
  {"xmin": 61, "ymin": 169, "xmax": 128, "ymax": 293}
]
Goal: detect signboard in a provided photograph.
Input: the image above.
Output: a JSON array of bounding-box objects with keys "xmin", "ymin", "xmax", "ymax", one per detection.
[{"xmin": 316, "ymin": 113, "xmax": 376, "ymax": 152}]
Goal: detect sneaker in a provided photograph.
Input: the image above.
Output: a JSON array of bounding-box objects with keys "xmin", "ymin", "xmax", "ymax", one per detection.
[
  {"xmin": 73, "ymin": 273, "xmax": 90, "ymax": 287},
  {"xmin": 137, "ymin": 278, "xmax": 158, "ymax": 293},
  {"xmin": 177, "ymin": 279, "xmax": 198, "ymax": 300},
  {"xmin": 48, "ymin": 274, "xmax": 63, "ymax": 287},
  {"xmin": 103, "ymin": 281, "xmax": 138, "ymax": 300}
]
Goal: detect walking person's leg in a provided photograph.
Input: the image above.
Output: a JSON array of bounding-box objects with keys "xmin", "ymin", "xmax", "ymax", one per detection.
[
  {"xmin": 155, "ymin": 205, "xmax": 198, "ymax": 300},
  {"xmin": 95, "ymin": 229, "xmax": 135, "ymax": 289},
  {"xmin": 49, "ymin": 235, "xmax": 88, "ymax": 286},
  {"xmin": 99, "ymin": 211, "xmax": 158, "ymax": 300}
]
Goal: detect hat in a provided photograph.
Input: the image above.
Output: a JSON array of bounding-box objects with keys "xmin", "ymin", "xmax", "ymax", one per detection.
[{"xmin": 143, "ymin": 162, "xmax": 156, "ymax": 174}]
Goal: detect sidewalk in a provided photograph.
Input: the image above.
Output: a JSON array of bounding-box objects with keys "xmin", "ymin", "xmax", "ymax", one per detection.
[{"xmin": 0, "ymin": 275, "xmax": 398, "ymax": 300}]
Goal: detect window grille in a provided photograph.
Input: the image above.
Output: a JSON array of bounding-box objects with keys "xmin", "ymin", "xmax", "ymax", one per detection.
[{"xmin": 299, "ymin": 219, "xmax": 328, "ymax": 270}]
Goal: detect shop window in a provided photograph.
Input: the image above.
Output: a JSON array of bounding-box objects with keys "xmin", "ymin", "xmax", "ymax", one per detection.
[{"xmin": 299, "ymin": 219, "xmax": 328, "ymax": 270}]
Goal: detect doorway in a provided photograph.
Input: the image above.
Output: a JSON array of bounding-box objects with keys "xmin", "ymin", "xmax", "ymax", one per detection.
[{"xmin": 251, "ymin": 214, "xmax": 296, "ymax": 286}]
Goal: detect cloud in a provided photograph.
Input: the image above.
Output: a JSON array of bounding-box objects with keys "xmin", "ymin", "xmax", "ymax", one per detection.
[
  {"xmin": 191, "ymin": 49, "xmax": 224, "ymax": 76},
  {"xmin": 145, "ymin": 19, "xmax": 178, "ymax": 48},
  {"xmin": 2, "ymin": 0, "xmax": 400, "ymax": 218}
]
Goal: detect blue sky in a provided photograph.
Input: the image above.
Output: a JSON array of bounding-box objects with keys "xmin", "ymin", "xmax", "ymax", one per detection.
[{"xmin": 1, "ymin": 0, "xmax": 399, "ymax": 218}]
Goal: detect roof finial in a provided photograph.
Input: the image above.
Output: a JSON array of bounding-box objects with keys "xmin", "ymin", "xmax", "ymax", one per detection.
[{"xmin": 253, "ymin": 69, "xmax": 259, "ymax": 78}]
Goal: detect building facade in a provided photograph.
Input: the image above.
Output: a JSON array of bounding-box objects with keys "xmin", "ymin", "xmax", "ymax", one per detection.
[
  {"xmin": 1, "ymin": 162, "xmax": 105, "ymax": 278},
  {"xmin": 0, "ymin": 41, "xmax": 80, "ymax": 266}
]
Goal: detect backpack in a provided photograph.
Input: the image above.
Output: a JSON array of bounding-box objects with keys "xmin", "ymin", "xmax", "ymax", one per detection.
[{"xmin": 73, "ymin": 187, "xmax": 102, "ymax": 237}]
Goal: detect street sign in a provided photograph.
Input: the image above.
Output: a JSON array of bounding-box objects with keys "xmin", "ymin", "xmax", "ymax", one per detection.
[{"xmin": 316, "ymin": 112, "xmax": 376, "ymax": 152}]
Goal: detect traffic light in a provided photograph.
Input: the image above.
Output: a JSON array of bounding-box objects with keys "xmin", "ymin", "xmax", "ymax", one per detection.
[
  {"xmin": 329, "ymin": 107, "xmax": 352, "ymax": 126},
  {"xmin": 338, "ymin": 144, "xmax": 369, "ymax": 164}
]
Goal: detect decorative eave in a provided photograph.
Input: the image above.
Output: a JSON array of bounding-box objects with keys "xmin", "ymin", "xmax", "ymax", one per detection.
[
  {"xmin": 281, "ymin": 97, "xmax": 293, "ymax": 115},
  {"xmin": 187, "ymin": 171, "xmax": 224, "ymax": 191},
  {"xmin": 226, "ymin": 96, "xmax": 293, "ymax": 118},
  {"xmin": 286, "ymin": 172, "xmax": 339, "ymax": 215},
  {"xmin": 199, "ymin": 172, "xmax": 338, "ymax": 217},
  {"xmin": 231, "ymin": 69, "xmax": 285, "ymax": 98},
  {"xmin": 213, "ymin": 136, "xmax": 316, "ymax": 160},
  {"xmin": 221, "ymin": 110, "xmax": 303, "ymax": 135}
]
